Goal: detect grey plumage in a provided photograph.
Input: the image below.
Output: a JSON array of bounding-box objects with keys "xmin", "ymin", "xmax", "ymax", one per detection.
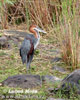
[
  {"xmin": 24, "ymin": 33, "xmax": 39, "ymax": 49},
  {"xmin": 20, "ymin": 35, "xmax": 34, "ymax": 70},
  {"xmin": 20, "ymin": 39, "xmax": 31, "ymax": 64}
]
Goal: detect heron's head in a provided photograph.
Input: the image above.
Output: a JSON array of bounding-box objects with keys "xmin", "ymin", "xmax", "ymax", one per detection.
[
  {"xmin": 29, "ymin": 25, "xmax": 46, "ymax": 38},
  {"xmin": 29, "ymin": 25, "xmax": 47, "ymax": 34}
]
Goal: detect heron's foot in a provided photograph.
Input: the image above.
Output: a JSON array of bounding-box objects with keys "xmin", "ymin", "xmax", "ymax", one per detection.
[
  {"xmin": 26, "ymin": 69, "xmax": 31, "ymax": 74},
  {"xmin": 26, "ymin": 65, "xmax": 31, "ymax": 74}
]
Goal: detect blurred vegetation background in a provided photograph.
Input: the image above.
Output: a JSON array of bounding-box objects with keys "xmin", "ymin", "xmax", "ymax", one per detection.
[
  {"xmin": 0, "ymin": 0, "xmax": 62, "ymax": 29},
  {"xmin": 0, "ymin": 0, "xmax": 80, "ymax": 70}
]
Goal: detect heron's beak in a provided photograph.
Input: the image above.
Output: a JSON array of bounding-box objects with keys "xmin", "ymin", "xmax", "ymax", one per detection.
[{"xmin": 34, "ymin": 27, "xmax": 47, "ymax": 34}]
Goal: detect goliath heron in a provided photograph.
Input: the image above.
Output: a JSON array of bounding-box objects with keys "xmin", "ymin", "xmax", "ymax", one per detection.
[{"xmin": 20, "ymin": 25, "xmax": 46, "ymax": 71}]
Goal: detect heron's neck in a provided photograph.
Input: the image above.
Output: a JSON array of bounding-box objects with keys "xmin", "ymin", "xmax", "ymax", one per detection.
[
  {"xmin": 34, "ymin": 31, "xmax": 40, "ymax": 49},
  {"xmin": 36, "ymin": 31, "xmax": 40, "ymax": 39},
  {"xmin": 33, "ymin": 30, "xmax": 40, "ymax": 39}
]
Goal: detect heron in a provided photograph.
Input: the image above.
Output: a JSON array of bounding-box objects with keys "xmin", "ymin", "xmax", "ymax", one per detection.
[{"xmin": 20, "ymin": 25, "xmax": 46, "ymax": 72}]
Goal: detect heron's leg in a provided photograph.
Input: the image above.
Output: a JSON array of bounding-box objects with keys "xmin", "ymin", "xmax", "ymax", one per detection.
[
  {"xmin": 29, "ymin": 53, "xmax": 34, "ymax": 66},
  {"xmin": 25, "ymin": 57, "xmax": 29, "ymax": 73},
  {"xmin": 26, "ymin": 53, "xmax": 34, "ymax": 72},
  {"xmin": 26, "ymin": 62, "xmax": 30, "ymax": 70},
  {"xmin": 26, "ymin": 63, "xmax": 30, "ymax": 74},
  {"xmin": 26, "ymin": 58, "xmax": 30, "ymax": 70},
  {"xmin": 26, "ymin": 56, "xmax": 31, "ymax": 74}
]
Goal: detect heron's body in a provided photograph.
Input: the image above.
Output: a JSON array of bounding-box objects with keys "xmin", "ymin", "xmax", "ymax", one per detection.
[
  {"xmin": 24, "ymin": 32, "xmax": 40, "ymax": 49},
  {"xmin": 20, "ymin": 25, "xmax": 46, "ymax": 71}
]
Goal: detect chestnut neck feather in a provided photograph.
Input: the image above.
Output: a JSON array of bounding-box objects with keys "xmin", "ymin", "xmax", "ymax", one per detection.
[{"xmin": 29, "ymin": 27, "xmax": 38, "ymax": 38}]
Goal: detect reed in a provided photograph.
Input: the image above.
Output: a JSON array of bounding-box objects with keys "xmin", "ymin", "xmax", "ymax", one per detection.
[{"xmin": 59, "ymin": 0, "xmax": 80, "ymax": 69}]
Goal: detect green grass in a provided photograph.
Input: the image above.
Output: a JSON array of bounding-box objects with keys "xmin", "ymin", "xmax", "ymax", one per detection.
[
  {"xmin": 0, "ymin": 51, "xmax": 7, "ymax": 56},
  {"xmin": 0, "ymin": 32, "xmax": 3, "ymax": 37}
]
